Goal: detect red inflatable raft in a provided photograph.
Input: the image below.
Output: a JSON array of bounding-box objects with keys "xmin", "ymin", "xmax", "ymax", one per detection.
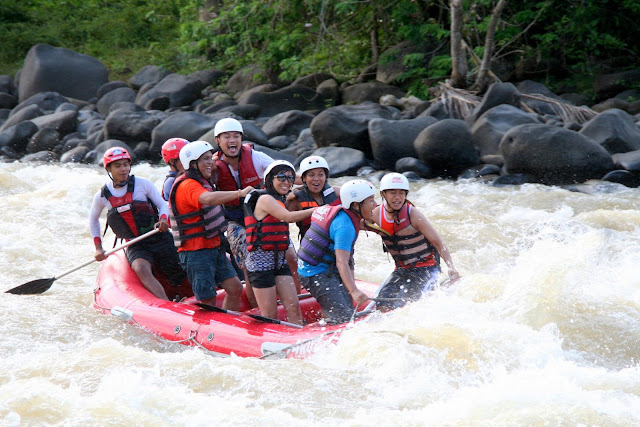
[{"xmin": 93, "ymin": 252, "xmax": 379, "ymax": 359}]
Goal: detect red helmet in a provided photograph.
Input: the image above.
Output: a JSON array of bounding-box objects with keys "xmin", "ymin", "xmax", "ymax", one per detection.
[
  {"xmin": 103, "ymin": 146, "xmax": 132, "ymax": 168},
  {"xmin": 161, "ymin": 138, "xmax": 189, "ymax": 163}
]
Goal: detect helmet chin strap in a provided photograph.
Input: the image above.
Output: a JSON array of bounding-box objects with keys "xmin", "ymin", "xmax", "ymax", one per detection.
[{"xmin": 109, "ymin": 172, "xmax": 129, "ymax": 188}]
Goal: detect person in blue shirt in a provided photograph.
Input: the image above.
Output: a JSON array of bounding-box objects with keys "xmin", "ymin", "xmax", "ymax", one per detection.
[{"xmin": 297, "ymin": 179, "xmax": 377, "ymax": 324}]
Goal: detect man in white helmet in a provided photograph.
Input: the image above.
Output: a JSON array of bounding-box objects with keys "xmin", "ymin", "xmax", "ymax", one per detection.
[
  {"xmin": 213, "ymin": 118, "xmax": 301, "ymax": 305},
  {"xmin": 168, "ymin": 140, "xmax": 254, "ymax": 309},
  {"xmin": 297, "ymin": 179, "xmax": 377, "ymax": 324},
  {"xmin": 367, "ymin": 172, "xmax": 460, "ymax": 311}
]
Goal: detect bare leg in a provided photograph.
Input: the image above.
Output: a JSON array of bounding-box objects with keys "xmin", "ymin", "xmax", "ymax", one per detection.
[
  {"xmin": 243, "ymin": 267, "xmax": 258, "ymax": 308},
  {"xmin": 285, "ymin": 246, "xmax": 302, "ymax": 294},
  {"xmin": 275, "ymin": 276, "xmax": 303, "ymax": 325},
  {"xmin": 131, "ymin": 258, "xmax": 169, "ymax": 300},
  {"xmin": 219, "ymin": 276, "xmax": 243, "ymax": 311},
  {"xmin": 253, "ymin": 286, "xmax": 278, "ymax": 319}
]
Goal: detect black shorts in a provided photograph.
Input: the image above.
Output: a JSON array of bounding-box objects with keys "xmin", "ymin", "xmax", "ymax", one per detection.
[
  {"xmin": 247, "ymin": 263, "xmax": 291, "ymax": 289},
  {"xmin": 125, "ymin": 231, "xmax": 186, "ymax": 286}
]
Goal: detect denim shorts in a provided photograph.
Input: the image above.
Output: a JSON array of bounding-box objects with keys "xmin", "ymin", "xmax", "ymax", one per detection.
[
  {"xmin": 178, "ymin": 247, "xmax": 238, "ymax": 301},
  {"xmin": 375, "ymin": 265, "xmax": 440, "ymax": 310},
  {"xmin": 299, "ymin": 270, "xmax": 355, "ymax": 324}
]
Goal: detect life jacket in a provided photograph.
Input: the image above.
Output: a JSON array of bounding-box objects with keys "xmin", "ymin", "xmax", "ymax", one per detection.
[
  {"xmin": 168, "ymin": 172, "xmax": 228, "ymax": 248},
  {"xmin": 162, "ymin": 170, "xmax": 177, "ymax": 201},
  {"xmin": 102, "ymin": 176, "xmax": 158, "ymax": 240},
  {"xmin": 297, "ymin": 205, "xmax": 360, "ymax": 266},
  {"xmin": 294, "ymin": 183, "xmax": 340, "ymax": 239},
  {"xmin": 379, "ymin": 201, "xmax": 439, "ymax": 269},
  {"xmin": 243, "ymin": 189, "xmax": 290, "ymax": 252},
  {"xmin": 215, "ymin": 144, "xmax": 262, "ymax": 222}
]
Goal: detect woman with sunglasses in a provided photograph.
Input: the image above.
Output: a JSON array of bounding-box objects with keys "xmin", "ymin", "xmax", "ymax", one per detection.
[
  {"xmin": 243, "ymin": 160, "xmax": 313, "ymax": 325},
  {"xmin": 286, "ymin": 155, "xmax": 341, "ymax": 241}
]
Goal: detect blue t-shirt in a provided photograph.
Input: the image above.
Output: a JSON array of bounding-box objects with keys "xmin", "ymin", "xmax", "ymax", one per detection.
[
  {"xmin": 297, "ymin": 210, "xmax": 357, "ymax": 277},
  {"xmin": 162, "ymin": 170, "xmax": 178, "ymax": 201}
]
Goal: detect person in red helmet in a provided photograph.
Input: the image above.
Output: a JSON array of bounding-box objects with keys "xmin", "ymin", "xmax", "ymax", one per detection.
[
  {"xmin": 89, "ymin": 146, "xmax": 187, "ymax": 301},
  {"xmin": 161, "ymin": 138, "xmax": 189, "ymax": 201}
]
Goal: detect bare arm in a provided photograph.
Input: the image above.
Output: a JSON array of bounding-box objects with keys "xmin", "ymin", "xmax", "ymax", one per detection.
[
  {"xmin": 335, "ymin": 249, "xmax": 368, "ymax": 306},
  {"xmin": 410, "ymin": 208, "xmax": 459, "ymax": 279},
  {"xmin": 286, "ymin": 190, "xmax": 302, "ymax": 211},
  {"xmin": 199, "ymin": 186, "xmax": 253, "ymax": 206},
  {"xmin": 256, "ymin": 194, "xmax": 313, "ymax": 223}
]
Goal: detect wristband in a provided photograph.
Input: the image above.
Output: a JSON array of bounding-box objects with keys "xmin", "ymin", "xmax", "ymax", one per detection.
[
  {"xmin": 93, "ymin": 236, "xmax": 102, "ymax": 246},
  {"xmin": 237, "ymin": 189, "xmax": 241, "ymax": 199}
]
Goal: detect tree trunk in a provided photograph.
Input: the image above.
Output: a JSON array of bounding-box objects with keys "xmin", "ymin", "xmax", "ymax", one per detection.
[
  {"xmin": 449, "ymin": 0, "xmax": 467, "ymax": 88},
  {"xmin": 199, "ymin": 0, "xmax": 222, "ymax": 22},
  {"xmin": 470, "ymin": 0, "xmax": 507, "ymax": 93}
]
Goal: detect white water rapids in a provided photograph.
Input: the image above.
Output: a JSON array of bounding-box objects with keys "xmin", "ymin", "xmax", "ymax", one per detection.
[{"xmin": 1, "ymin": 162, "xmax": 639, "ymax": 426}]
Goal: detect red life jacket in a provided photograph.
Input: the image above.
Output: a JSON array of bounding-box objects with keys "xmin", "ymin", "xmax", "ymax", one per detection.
[
  {"xmin": 297, "ymin": 205, "xmax": 360, "ymax": 266},
  {"xmin": 379, "ymin": 201, "xmax": 439, "ymax": 268},
  {"xmin": 215, "ymin": 144, "xmax": 262, "ymax": 222},
  {"xmin": 168, "ymin": 172, "xmax": 227, "ymax": 248},
  {"xmin": 293, "ymin": 183, "xmax": 340, "ymax": 239},
  {"xmin": 102, "ymin": 176, "xmax": 158, "ymax": 240},
  {"xmin": 243, "ymin": 189, "xmax": 290, "ymax": 252}
]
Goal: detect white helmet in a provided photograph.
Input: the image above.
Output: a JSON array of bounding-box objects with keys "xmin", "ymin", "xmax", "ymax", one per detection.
[
  {"xmin": 299, "ymin": 155, "xmax": 330, "ymax": 176},
  {"xmin": 264, "ymin": 159, "xmax": 295, "ymax": 178},
  {"xmin": 179, "ymin": 140, "xmax": 214, "ymax": 169},
  {"xmin": 380, "ymin": 172, "xmax": 410, "ymax": 192},
  {"xmin": 341, "ymin": 179, "xmax": 375, "ymax": 209},
  {"xmin": 214, "ymin": 118, "xmax": 243, "ymax": 137}
]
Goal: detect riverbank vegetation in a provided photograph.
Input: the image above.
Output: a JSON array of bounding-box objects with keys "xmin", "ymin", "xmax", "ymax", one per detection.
[{"xmin": 2, "ymin": 0, "xmax": 640, "ymax": 100}]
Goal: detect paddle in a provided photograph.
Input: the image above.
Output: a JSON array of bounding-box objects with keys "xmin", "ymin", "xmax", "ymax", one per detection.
[
  {"xmin": 195, "ymin": 302, "xmax": 303, "ymax": 329},
  {"xmin": 5, "ymin": 228, "xmax": 161, "ymax": 295}
]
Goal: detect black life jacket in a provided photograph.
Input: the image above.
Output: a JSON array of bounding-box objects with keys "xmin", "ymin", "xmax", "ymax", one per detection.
[{"xmin": 294, "ymin": 183, "xmax": 340, "ymax": 239}]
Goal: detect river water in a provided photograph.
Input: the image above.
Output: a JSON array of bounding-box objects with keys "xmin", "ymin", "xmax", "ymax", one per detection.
[{"xmin": 1, "ymin": 161, "xmax": 639, "ymax": 426}]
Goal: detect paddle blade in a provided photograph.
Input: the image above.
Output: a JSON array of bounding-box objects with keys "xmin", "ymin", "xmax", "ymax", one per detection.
[{"xmin": 5, "ymin": 278, "xmax": 56, "ymax": 295}]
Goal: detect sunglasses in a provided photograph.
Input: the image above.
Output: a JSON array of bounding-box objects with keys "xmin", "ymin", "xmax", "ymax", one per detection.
[{"xmin": 275, "ymin": 173, "xmax": 295, "ymax": 183}]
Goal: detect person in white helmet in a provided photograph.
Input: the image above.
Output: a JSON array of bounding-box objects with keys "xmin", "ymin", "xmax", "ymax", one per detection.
[
  {"xmin": 287, "ymin": 155, "xmax": 341, "ymax": 240},
  {"xmin": 297, "ymin": 179, "xmax": 377, "ymax": 324},
  {"xmin": 243, "ymin": 160, "xmax": 313, "ymax": 325},
  {"xmin": 213, "ymin": 117, "xmax": 301, "ymax": 306},
  {"xmin": 367, "ymin": 172, "xmax": 460, "ymax": 311},
  {"xmin": 168, "ymin": 140, "xmax": 254, "ymax": 309}
]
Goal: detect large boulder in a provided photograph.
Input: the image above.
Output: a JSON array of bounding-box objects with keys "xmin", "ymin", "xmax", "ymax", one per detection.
[
  {"xmin": 341, "ymin": 81, "xmax": 406, "ymax": 105},
  {"xmin": 413, "ymin": 119, "xmax": 479, "ymax": 178},
  {"xmin": 9, "ymin": 91, "xmax": 68, "ymax": 118},
  {"xmin": 96, "ymin": 87, "xmax": 137, "ymax": 116},
  {"xmin": 18, "ymin": 44, "xmax": 108, "ymax": 102},
  {"xmin": 237, "ymin": 85, "xmax": 327, "ymax": 117},
  {"xmin": 149, "ymin": 112, "xmax": 218, "ymax": 159},
  {"xmin": 369, "ymin": 116, "xmax": 437, "ymax": 169},
  {"xmin": 128, "ymin": 65, "xmax": 171, "ymax": 90},
  {"xmin": 312, "ymin": 146, "xmax": 369, "ymax": 177},
  {"xmin": 30, "ymin": 110, "xmax": 78, "ymax": 137},
  {"xmin": 467, "ymin": 82, "xmax": 521, "ymax": 124},
  {"xmin": 261, "ymin": 110, "xmax": 314, "ymax": 138},
  {"xmin": 136, "ymin": 73, "xmax": 205, "ymax": 109},
  {"xmin": 310, "ymin": 102, "xmax": 394, "ymax": 157},
  {"xmin": 500, "ymin": 123, "xmax": 615, "ymax": 185},
  {"xmin": 0, "ymin": 104, "xmax": 43, "ymax": 132},
  {"xmin": 103, "ymin": 109, "xmax": 166, "ymax": 146},
  {"xmin": 471, "ymin": 104, "xmax": 541, "ymax": 156},
  {"xmin": 579, "ymin": 108, "xmax": 640, "ymax": 154},
  {"xmin": 0, "ymin": 121, "xmax": 39, "ymax": 153}
]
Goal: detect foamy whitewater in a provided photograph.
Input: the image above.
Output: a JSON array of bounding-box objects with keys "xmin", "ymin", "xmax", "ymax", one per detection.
[{"xmin": 1, "ymin": 162, "xmax": 639, "ymax": 426}]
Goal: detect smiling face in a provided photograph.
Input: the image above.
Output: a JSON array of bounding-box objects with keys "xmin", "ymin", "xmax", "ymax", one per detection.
[
  {"xmin": 382, "ymin": 189, "xmax": 407, "ymax": 211},
  {"xmin": 271, "ymin": 169, "xmax": 295, "ymax": 196},
  {"xmin": 216, "ymin": 131, "xmax": 243, "ymax": 158},
  {"xmin": 303, "ymin": 168, "xmax": 327, "ymax": 195},
  {"xmin": 357, "ymin": 195, "xmax": 377, "ymax": 222},
  {"xmin": 196, "ymin": 150, "xmax": 214, "ymax": 179},
  {"xmin": 106, "ymin": 159, "xmax": 131, "ymax": 184}
]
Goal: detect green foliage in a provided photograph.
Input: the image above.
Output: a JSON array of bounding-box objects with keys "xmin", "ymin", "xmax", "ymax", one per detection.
[{"xmin": 2, "ymin": 0, "xmax": 640, "ymax": 101}]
